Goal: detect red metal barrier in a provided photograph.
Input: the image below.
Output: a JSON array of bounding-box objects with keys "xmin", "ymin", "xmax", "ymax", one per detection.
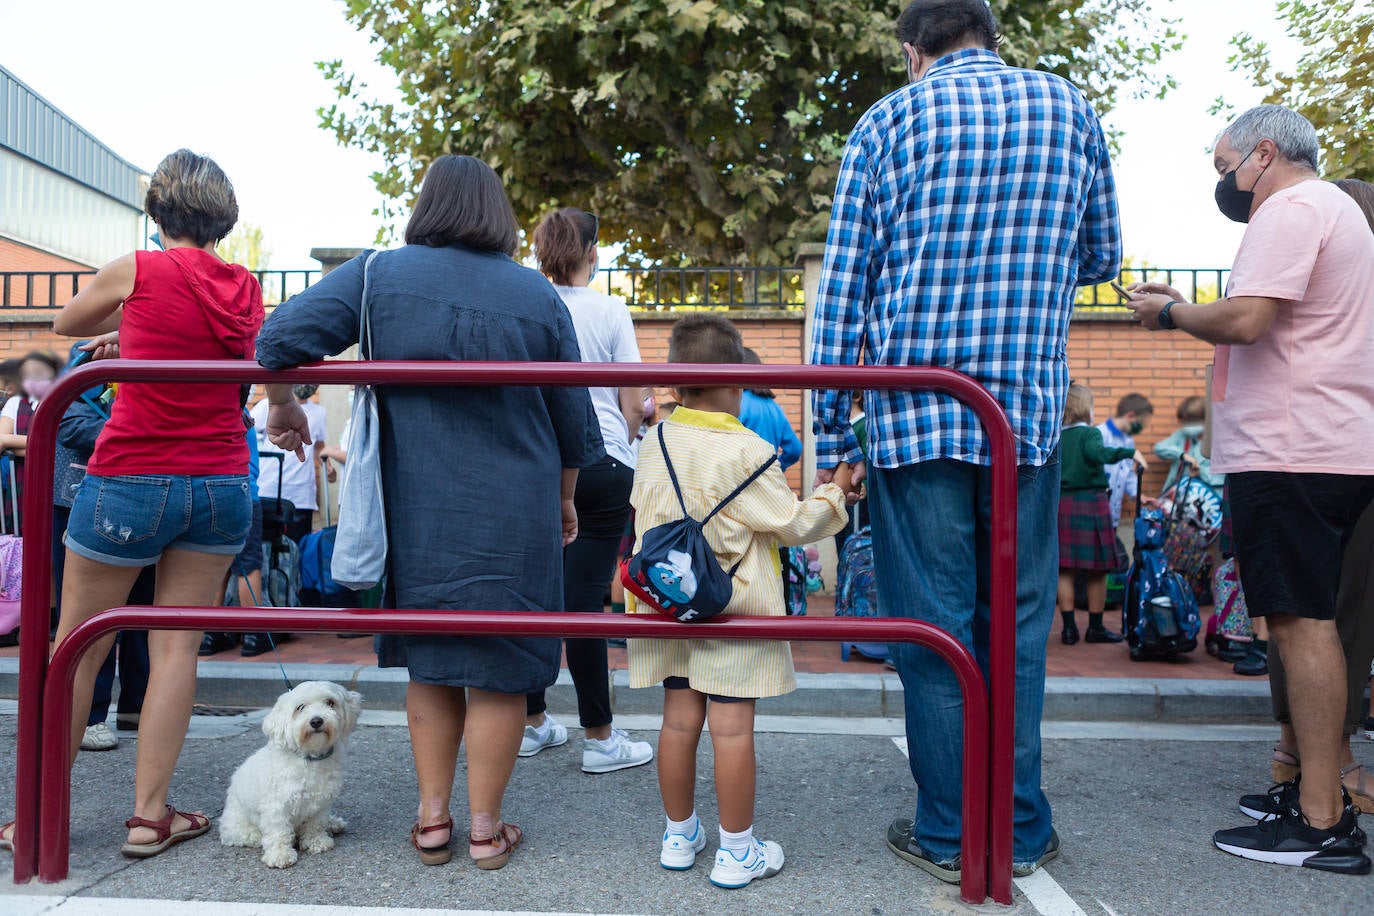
[{"xmin": 12, "ymin": 359, "xmax": 1018, "ymax": 904}]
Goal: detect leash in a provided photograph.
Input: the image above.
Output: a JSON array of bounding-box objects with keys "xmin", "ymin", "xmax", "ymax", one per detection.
[{"xmin": 232, "ymin": 572, "xmax": 293, "ymax": 691}]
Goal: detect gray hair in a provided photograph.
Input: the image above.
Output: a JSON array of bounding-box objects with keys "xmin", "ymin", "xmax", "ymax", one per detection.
[{"xmin": 1218, "ymin": 104, "xmax": 1321, "ymax": 172}]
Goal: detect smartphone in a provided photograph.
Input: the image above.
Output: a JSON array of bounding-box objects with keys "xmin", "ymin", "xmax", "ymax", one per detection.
[{"xmin": 1109, "ymin": 280, "xmax": 1135, "ymax": 301}]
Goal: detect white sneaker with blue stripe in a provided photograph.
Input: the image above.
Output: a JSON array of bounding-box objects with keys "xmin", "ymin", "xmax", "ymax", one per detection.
[
  {"xmin": 709, "ymin": 838, "xmax": 785, "ymax": 889},
  {"xmin": 659, "ymin": 823, "xmax": 707, "ymax": 870}
]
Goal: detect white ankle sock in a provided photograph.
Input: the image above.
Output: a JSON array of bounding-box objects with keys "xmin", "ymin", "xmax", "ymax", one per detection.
[
  {"xmin": 531, "ymin": 718, "xmax": 551, "ymax": 737},
  {"xmin": 719, "ymin": 824, "xmax": 753, "ymax": 856},
  {"xmin": 666, "ymin": 811, "xmax": 699, "ymax": 837}
]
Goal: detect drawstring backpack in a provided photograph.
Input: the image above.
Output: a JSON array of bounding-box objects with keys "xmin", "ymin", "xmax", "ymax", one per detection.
[{"xmin": 621, "ymin": 423, "xmax": 776, "ymax": 623}]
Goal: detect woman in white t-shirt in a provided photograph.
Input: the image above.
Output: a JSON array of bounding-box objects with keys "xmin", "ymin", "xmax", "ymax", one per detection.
[{"xmin": 519, "ymin": 207, "xmax": 653, "ymax": 774}]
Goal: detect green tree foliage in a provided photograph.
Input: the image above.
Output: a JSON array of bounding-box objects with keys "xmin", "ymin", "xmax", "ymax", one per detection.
[
  {"xmin": 320, "ymin": 0, "xmax": 1179, "ymax": 265},
  {"xmin": 1227, "ymin": 0, "xmax": 1374, "ymax": 180},
  {"xmin": 216, "ymin": 223, "xmax": 271, "ymax": 271}
]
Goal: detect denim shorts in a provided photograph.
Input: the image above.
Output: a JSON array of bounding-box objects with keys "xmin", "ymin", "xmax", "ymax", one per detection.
[{"xmin": 65, "ymin": 473, "xmax": 252, "ymax": 568}]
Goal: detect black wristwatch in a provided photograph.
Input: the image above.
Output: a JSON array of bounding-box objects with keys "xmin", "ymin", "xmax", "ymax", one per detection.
[{"xmin": 1158, "ymin": 300, "xmax": 1181, "ymax": 331}]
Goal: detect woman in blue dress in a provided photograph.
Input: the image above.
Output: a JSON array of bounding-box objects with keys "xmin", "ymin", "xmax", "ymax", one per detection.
[{"xmin": 256, "ymin": 155, "xmax": 602, "ymax": 870}]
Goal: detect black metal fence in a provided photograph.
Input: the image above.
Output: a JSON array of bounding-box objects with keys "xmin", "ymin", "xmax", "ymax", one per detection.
[
  {"xmin": 592, "ymin": 266, "xmax": 806, "ymax": 311},
  {"xmin": 2, "ymin": 266, "xmax": 1228, "ymax": 313}
]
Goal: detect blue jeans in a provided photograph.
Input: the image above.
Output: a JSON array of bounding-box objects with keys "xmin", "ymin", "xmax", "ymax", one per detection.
[{"xmin": 869, "ymin": 455, "xmax": 1060, "ymax": 864}]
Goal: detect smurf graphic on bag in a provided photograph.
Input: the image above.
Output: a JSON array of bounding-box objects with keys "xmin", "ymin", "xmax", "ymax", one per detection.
[{"xmin": 622, "ymin": 423, "xmax": 777, "ymax": 623}]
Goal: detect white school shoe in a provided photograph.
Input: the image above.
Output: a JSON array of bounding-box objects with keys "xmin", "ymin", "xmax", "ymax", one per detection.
[
  {"xmin": 709, "ymin": 838, "xmax": 785, "ymax": 889},
  {"xmin": 518, "ymin": 715, "xmax": 569, "ymax": 758},
  {"xmin": 80, "ymin": 722, "xmax": 119, "ymax": 752},
  {"xmin": 581, "ymin": 728, "xmax": 654, "ymax": 774},
  {"xmin": 660, "ymin": 823, "xmax": 708, "ymax": 870}
]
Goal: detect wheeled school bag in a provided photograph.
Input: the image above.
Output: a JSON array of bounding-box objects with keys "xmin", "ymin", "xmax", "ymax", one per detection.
[
  {"xmin": 1123, "ymin": 485, "xmax": 1201, "ymax": 661},
  {"xmin": 0, "ymin": 455, "xmax": 20, "ymax": 647},
  {"xmin": 835, "ymin": 525, "xmax": 888, "ymax": 663},
  {"xmin": 1160, "ymin": 476, "xmax": 1222, "ymax": 605}
]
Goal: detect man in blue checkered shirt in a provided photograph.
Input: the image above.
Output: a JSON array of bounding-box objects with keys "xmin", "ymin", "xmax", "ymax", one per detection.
[{"xmin": 809, "ymin": 0, "xmax": 1121, "ymax": 884}]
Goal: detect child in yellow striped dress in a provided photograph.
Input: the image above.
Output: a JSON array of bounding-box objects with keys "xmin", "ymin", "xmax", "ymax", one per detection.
[{"xmin": 627, "ymin": 314, "xmax": 851, "ymax": 889}]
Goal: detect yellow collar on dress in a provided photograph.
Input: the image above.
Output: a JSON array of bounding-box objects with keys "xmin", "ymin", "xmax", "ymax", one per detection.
[{"xmin": 667, "ymin": 406, "xmax": 745, "ymax": 432}]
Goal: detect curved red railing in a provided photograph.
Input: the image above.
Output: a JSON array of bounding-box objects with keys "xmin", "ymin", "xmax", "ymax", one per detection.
[{"xmin": 12, "ymin": 359, "xmax": 1018, "ymax": 904}]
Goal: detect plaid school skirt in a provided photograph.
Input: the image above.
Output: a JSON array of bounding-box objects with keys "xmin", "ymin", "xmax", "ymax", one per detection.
[{"xmin": 1058, "ymin": 491, "xmax": 1124, "ymax": 571}]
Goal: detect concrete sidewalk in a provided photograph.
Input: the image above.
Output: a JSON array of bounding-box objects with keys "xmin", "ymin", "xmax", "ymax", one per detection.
[{"xmin": 0, "ymin": 658, "xmax": 1275, "ymax": 722}]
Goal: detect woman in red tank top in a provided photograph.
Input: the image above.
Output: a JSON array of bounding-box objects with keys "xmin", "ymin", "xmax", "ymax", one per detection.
[{"xmin": 0, "ymin": 151, "xmax": 264, "ymax": 858}]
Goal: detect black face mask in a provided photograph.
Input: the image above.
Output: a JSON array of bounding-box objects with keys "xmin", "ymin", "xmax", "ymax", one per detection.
[
  {"xmin": 1127, "ymin": 421, "xmax": 1144, "ymax": 435},
  {"xmin": 1214, "ymin": 147, "xmax": 1267, "ymax": 223}
]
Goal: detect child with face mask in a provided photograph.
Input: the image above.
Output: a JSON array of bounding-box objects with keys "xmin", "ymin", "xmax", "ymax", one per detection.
[
  {"xmin": 0, "ymin": 350, "xmax": 63, "ymax": 532},
  {"xmin": 1154, "ymin": 395, "xmax": 1225, "ymax": 496}
]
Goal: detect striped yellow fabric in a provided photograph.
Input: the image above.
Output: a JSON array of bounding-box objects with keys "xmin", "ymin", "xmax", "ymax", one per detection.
[{"xmin": 626, "ymin": 406, "xmax": 848, "ymax": 698}]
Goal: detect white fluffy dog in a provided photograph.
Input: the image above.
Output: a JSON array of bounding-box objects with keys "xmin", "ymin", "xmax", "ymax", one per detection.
[{"xmin": 220, "ymin": 680, "xmax": 363, "ymax": 868}]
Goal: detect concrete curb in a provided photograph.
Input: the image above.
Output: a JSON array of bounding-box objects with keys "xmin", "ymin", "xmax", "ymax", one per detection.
[{"xmin": 0, "ymin": 658, "xmax": 1274, "ymax": 722}]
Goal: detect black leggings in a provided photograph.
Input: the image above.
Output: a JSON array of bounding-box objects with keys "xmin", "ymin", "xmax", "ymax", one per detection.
[{"xmin": 527, "ymin": 459, "xmax": 633, "ymax": 728}]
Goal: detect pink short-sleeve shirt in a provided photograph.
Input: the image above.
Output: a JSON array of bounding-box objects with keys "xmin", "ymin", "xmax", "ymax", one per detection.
[{"xmin": 1212, "ymin": 179, "xmax": 1374, "ymax": 475}]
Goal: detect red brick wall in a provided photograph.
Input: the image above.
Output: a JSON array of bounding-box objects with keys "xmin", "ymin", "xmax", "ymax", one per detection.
[
  {"xmin": 631, "ymin": 313, "xmax": 1213, "ymax": 497},
  {"xmin": 634, "ymin": 313, "xmax": 805, "ymax": 490},
  {"xmin": 1066, "ymin": 319, "xmax": 1214, "ymax": 496},
  {"xmin": 0, "ymin": 237, "xmax": 94, "ymax": 307}
]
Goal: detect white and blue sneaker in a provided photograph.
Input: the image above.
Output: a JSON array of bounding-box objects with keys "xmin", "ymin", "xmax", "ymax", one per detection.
[
  {"xmin": 660, "ymin": 823, "xmax": 708, "ymax": 870},
  {"xmin": 709, "ymin": 838, "xmax": 785, "ymax": 889},
  {"xmin": 518, "ymin": 715, "xmax": 569, "ymax": 758}
]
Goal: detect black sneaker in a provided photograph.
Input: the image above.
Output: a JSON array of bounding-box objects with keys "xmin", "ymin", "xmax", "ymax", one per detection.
[
  {"xmin": 1233, "ymin": 644, "xmax": 1269, "ymax": 676},
  {"xmin": 1239, "ymin": 781, "xmax": 1368, "ymax": 843},
  {"xmin": 1214, "ymin": 803, "xmax": 1372, "ymax": 873},
  {"xmin": 199, "ymin": 632, "xmax": 239, "ymax": 657},
  {"xmin": 886, "ymin": 818, "xmax": 960, "ymax": 884}
]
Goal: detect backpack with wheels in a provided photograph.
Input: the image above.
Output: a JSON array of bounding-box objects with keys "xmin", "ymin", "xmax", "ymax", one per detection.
[
  {"xmin": 835, "ymin": 526, "xmax": 887, "ymax": 662},
  {"xmin": 1123, "ymin": 484, "xmax": 1201, "ymax": 661},
  {"xmin": 0, "ymin": 456, "xmax": 23, "ymax": 647}
]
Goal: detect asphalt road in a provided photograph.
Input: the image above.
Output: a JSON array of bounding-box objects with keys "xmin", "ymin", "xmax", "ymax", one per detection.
[{"xmin": 1, "ymin": 710, "xmax": 1371, "ymax": 915}]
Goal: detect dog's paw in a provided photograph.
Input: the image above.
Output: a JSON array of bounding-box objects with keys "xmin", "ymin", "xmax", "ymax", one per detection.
[
  {"xmin": 261, "ymin": 845, "xmax": 299, "ymax": 869},
  {"xmin": 326, "ymin": 815, "xmax": 347, "ymax": 836},
  {"xmin": 300, "ymin": 832, "xmax": 335, "ymax": 855}
]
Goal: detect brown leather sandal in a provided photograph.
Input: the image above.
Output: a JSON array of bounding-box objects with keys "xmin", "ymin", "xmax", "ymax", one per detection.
[
  {"xmin": 0, "ymin": 819, "xmax": 14, "ymax": 853},
  {"xmin": 120, "ymin": 806, "xmax": 211, "ymax": 859},
  {"xmin": 410, "ymin": 818, "xmax": 454, "ymax": 866},
  {"xmin": 469, "ymin": 821, "xmax": 522, "ymax": 871},
  {"xmin": 1341, "ymin": 762, "xmax": 1374, "ymax": 812}
]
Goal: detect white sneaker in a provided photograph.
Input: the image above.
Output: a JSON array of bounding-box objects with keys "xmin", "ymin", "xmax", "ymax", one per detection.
[
  {"xmin": 581, "ymin": 727, "xmax": 654, "ymax": 774},
  {"xmin": 709, "ymin": 838, "xmax": 785, "ymax": 889},
  {"xmin": 518, "ymin": 716, "xmax": 568, "ymax": 758},
  {"xmin": 80, "ymin": 722, "xmax": 119, "ymax": 752},
  {"xmin": 660, "ymin": 823, "xmax": 707, "ymax": 870}
]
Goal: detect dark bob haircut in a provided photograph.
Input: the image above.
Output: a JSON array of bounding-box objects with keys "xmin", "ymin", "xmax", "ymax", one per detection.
[
  {"xmin": 897, "ymin": 0, "xmax": 1000, "ymax": 56},
  {"xmin": 405, "ymin": 155, "xmax": 520, "ymax": 256},
  {"xmin": 144, "ymin": 149, "xmax": 239, "ymax": 247}
]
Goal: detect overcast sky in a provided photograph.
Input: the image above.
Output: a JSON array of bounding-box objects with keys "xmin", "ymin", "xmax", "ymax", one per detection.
[{"xmin": 1, "ymin": 0, "xmax": 1299, "ymax": 270}]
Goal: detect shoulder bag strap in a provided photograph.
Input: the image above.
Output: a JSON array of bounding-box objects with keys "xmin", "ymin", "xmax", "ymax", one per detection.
[
  {"xmin": 359, "ymin": 251, "xmax": 382, "ymax": 361},
  {"xmin": 657, "ymin": 423, "xmax": 691, "ymax": 519}
]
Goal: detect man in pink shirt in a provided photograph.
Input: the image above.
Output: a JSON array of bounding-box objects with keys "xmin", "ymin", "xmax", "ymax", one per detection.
[{"xmin": 1130, "ymin": 105, "xmax": 1374, "ymax": 875}]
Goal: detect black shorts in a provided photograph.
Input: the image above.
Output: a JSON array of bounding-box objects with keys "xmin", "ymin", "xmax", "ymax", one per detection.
[
  {"xmin": 1229, "ymin": 471, "xmax": 1374, "ymax": 620},
  {"xmin": 663, "ymin": 676, "xmax": 748, "ymax": 704},
  {"xmin": 231, "ymin": 500, "xmax": 264, "ymax": 577}
]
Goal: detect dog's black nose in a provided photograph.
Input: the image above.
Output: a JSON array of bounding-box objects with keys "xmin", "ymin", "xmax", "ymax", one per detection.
[{"xmin": 309, "ymin": 716, "xmax": 324, "ymax": 730}]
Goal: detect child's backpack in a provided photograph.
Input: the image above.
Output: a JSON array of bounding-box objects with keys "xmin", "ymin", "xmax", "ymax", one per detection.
[
  {"xmin": 835, "ymin": 526, "xmax": 888, "ymax": 662},
  {"xmin": 1210, "ymin": 556, "xmax": 1253, "ymax": 642},
  {"xmin": 1123, "ymin": 505, "xmax": 1201, "ymax": 661},
  {"xmin": 1160, "ymin": 477, "xmax": 1222, "ymax": 605},
  {"xmin": 0, "ymin": 458, "xmax": 23, "ymax": 647},
  {"xmin": 781, "ymin": 546, "xmax": 808, "ymax": 616},
  {"xmin": 0, "ymin": 533, "xmax": 21, "ymax": 647},
  {"xmin": 622, "ymin": 424, "xmax": 777, "ymax": 623}
]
